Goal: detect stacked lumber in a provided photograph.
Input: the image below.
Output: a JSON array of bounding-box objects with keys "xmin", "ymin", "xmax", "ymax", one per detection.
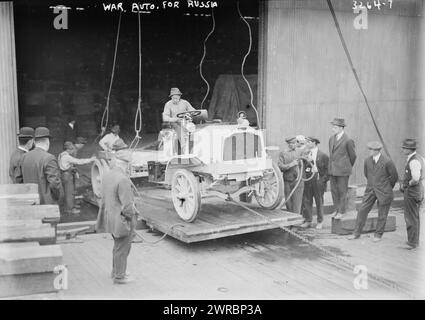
[{"xmin": 0, "ymin": 184, "xmax": 63, "ymax": 298}]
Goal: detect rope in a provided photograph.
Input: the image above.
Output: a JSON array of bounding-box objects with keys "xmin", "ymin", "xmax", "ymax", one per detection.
[
  {"xmin": 94, "ymin": 11, "xmax": 122, "ymax": 144},
  {"xmin": 199, "ymin": 9, "xmax": 216, "ymax": 109},
  {"xmin": 226, "ymin": 195, "xmax": 414, "ymax": 298},
  {"xmin": 237, "ymin": 1, "xmax": 260, "ymax": 128},
  {"xmin": 326, "ymin": 0, "xmax": 392, "ymax": 161}
]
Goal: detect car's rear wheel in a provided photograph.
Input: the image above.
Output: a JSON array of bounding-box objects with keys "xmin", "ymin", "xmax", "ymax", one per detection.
[
  {"xmin": 91, "ymin": 159, "xmax": 110, "ymax": 204},
  {"xmin": 171, "ymin": 169, "xmax": 201, "ymax": 222},
  {"xmin": 254, "ymin": 162, "xmax": 284, "ymax": 210}
]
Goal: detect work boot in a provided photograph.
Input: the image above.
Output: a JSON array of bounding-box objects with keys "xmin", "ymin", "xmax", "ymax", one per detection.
[
  {"xmin": 404, "ymin": 242, "xmax": 418, "ymax": 250},
  {"xmin": 111, "ymin": 271, "xmax": 130, "ymax": 279},
  {"xmin": 347, "ymin": 234, "xmax": 360, "ymax": 240},
  {"xmin": 113, "ymin": 276, "xmax": 133, "ymax": 285},
  {"xmin": 373, "ymin": 235, "xmax": 382, "ymax": 242},
  {"xmin": 71, "ymin": 208, "xmax": 80, "ymax": 215},
  {"xmin": 316, "ymin": 222, "xmax": 323, "ymax": 230},
  {"xmin": 333, "ymin": 213, "xmax": 343, "ymax": 219},
  {"xmin": 299, "ymin": 221, "xmax": 311, "ymax": 228}
]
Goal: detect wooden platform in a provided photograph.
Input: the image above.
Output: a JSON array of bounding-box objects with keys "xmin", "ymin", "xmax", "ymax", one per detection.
[
  {"xmin": 136, "ymin": 193, "xmax": 304, "ymax": 243},
  {"xmin": 85, "ymin": 188, "xmax": 304, "ymax": 243}
]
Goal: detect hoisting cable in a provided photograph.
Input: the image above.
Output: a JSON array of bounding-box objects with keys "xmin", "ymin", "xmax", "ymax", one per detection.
[
  {"xmin": 94, "ymin": 11, "xmax": 122, "ymax": 144},
  {"xmin": 199, "ymin": 8, "xmax": 216, "ymax": 109},
  {"xmin": 326, "ymin": 0, "xmax": 392, "ymax": 160},
  {"xmin": 226, "ymin": 194, "xmax": 414, "ymax": 298},
  {"xmin": 128, "ymin": 11, "xmax": 143, "ymax": 158},
  {"xmin": 237, "ymin": 1, "xmax": 260, "ymax": 129}
]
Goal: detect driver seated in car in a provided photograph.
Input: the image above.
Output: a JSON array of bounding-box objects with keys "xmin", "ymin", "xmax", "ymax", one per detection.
[{"xmin": 162, "ymin": 87, "xmax": 196, "ymax": 153}]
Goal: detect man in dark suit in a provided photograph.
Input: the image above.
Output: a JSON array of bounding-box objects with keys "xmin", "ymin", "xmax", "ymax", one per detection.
[
  {"xmin": 96, "ymin": 150, "xmax": 138, "ymax": 284},
  {"xmin": 21, "ymin": 127, "xmax": 63, "ymax": 205},
  {"xmin": 328, "ymin": 118, "xmax": 357, "ymax": 219},
  {"xmin": 348, "ymin": 141, "xmax": 398, "ymax": 241},
  {"xmin": 300, "ymin": 137, "xmax": 329, "ymax": 229},
  {"xmin": 400, "ymin": 138, "xmax": 424, "ymax": 250},
  {"xmin": 9, "ymin": 127, "xmax": 34, "ymax": 184}
]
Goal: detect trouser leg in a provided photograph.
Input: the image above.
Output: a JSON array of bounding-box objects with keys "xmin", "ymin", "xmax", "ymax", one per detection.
[
  {"xmin": 62, "ymin": 171, "xmax": 74, "ymax": 213},
  {"xmin": 375, "ymin": 202, "xmax": 391, "ymax": 237},
  {"xmin": 303, "ymin": 181, "xmax": 313, "ymax": 222},
  {"xmin": 113, "ymin": 233, "xmax": 134, "ymax": 279},
  {"xmin": 330, "ymin": 176, "xmax": 339, "ymax": 213},
  {"xmin": 312, "ymin": 178, "xmax": 323, "ymax": 223},
  {"xmin": 284, "ymin": 180, "xmax": 293, "ymax": 212},
  {"xmin": 292, "ymin": 181, "xmax": 305, "ymax": 214},
  {"xmin": 353, "ymin": 193, "xmax": 376, "ymax": 236},
  {"xmin": 337, "ymin": 176, "xmax": 349, "ymax": 214},
  {"xmin": 404, "ymin": 194, "xmax": 421, "ymax": 247}
]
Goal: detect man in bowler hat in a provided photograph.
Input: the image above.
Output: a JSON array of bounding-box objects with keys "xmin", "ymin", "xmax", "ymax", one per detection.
[
  {"xmin": 21, "ymin": 127, "xmax": 63, "ymax": 205},
  {"xmin": 96, "ymin": 150, "xmax": 138, "ymax": 284},
  {"xmin": 400, "ymin": 138, "xmax": 424, "ymax": 249},
  {"xmin": 9, "ymin": 127, "xmax": 34, "ymax": 184},
  {"xmin": 328, "ymin": 118, "xmax": 357, "ymax": 219},
  {"xmin": 348, "ymin": 141, "xmax": 398, "ymax": 241}
]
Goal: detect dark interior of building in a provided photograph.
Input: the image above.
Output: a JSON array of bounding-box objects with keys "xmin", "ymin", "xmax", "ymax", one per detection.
[{"xmin": 13, "ymin": 0, "xmax": 259, "ymax": 144}]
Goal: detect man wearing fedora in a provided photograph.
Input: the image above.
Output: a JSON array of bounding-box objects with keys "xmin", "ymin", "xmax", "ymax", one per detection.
[
  {"xmin": 400, "ymin": 138, "xmax": 424, "ymax": 249},
  {"xmin": 21, "ymin": 127, "xmax": 63, "ymax": 205},
  {"xmin": 278, "ymin": 136, "xmax": 305, "ymax": 214},
  {"xmin": 301, "ymin": 136, "xmax": 329, "ymax": 229},
  {"xmin": 348, "ymin": 141, "xmax": 398, "ymax": 241},
  {"xmin": 328, "ymin": 118, "xmax": 357, "ymax": 219},
  {"xmin": 9, "ymin": 127, "xmax": 34, "ymax": 184},
  {"xmin": 162, "ymin": 87, "xmax": 195, "ymax": 152},
  {"xmin": 96, "ymin": 150, "xmax": 138, "ymax": 284},
  {"xmin": 58, "ymin": 141, "xmax": 96, "ymax": 215}
]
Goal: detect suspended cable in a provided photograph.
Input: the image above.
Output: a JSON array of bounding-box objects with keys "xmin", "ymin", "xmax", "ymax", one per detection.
[
  {"xmin": 237, "ymin": 1, "xmax": 260, "ymax": 129},
  {"xmin": 128, "ymin": 11, "xmax": 143, "ymax": 168},
  {"xmin": 95, "ymin": 11, "xmax": 122, "ymax": 144},
  {"xmin": 199, "ymin": 9, "xmax": 216, "ymax": 109},
  {"xmin": 326, "ymin": 0, "xmax": 392, "ymax": 160}
]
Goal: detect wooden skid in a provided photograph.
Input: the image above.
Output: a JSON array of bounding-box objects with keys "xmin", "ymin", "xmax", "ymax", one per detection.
[
  {"xmin": 0, "ymin": 205, "xmax": 60, "ymax": 223},
  {"xmin": 0, "ymin": 244, "xmax": 63, "ymax": 276},
  {"xmin": 0, "ymin": 224, "xmax": 56, "ymax": 245},
  {"xmin": 0, "ymin": 272, "xmax": 58, "ymax": 298},
  {"xmin": 137, "ymin": 195, "xmax": 304, "ymax": 243},
  {"xmin": 331, "ymin": 210, "xmax": 397, "ymax": 235},
  {"xmin": 57, "ymin": 221, "xmax": 96, "ymax": 234},
  {"xmin": 0, "ymin": 184, "xmax": 38, "ymax": 195}
]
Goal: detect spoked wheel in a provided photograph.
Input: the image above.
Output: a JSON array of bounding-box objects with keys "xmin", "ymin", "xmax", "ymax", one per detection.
[
  {"xmin": 91, "ymin": 159, "xmax": 110, "ymax": 205},
  {"xmin": 254, "ymin": 162, "xmax": 284, "ymax": 210},
  {"xmin": 171, "ymin": 169, "xmax": 201, "ymax": 222}
]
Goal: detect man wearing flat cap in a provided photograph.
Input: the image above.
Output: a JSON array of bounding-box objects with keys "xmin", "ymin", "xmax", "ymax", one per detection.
[
  {"xmin": 96, "ymin": 150, "xmax": 138, "ymax": 284},
  {"xmin": 348, "ymin": 141, "xmax": 398, "ymax": 241},
  {"xmin": 21, "ymin": 127, "xmax": 63, "ymax": 205},
  {"xmin": 58, "ymin": 142, "xmax": 96, "ymax": 215},
  {"xmin": 278, "ymin": 136, "xmax": 305, "ymax": 214},
  {"xmin": 9, "ymin": 127, "xmax": 34, "ymax": 184},
  {"xmin": 162, "ymin": 88, "xmax": 196, "ymax": 153},
  {"xmin": 328, "ymin": 118, "xmax": 357, "ymax": 219},
  {"xmin": 400, "ymin": 138, "xmax": 424, "ymax": 249},
  {"xmin": 300, "ymin": 137, "xmax": 329, "ymax": 229}
]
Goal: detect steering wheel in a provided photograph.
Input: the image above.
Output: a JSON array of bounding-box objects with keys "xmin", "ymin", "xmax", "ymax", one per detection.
[{"xmin": 176, "ymin": 110, "xmax": 201, "ymax": 119}]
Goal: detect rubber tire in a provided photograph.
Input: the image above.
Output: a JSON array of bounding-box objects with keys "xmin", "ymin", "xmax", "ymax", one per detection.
[
  {"xmin": 171, "ymin": 169, "xmax": 201, "ymax": 222},
  {"xmin": 254, "ymin": 162, "xmax": 284, "ymax": 210},
  {"xmin": 91, "ymin": 159, "xmax": 110, "ymax": 201}
]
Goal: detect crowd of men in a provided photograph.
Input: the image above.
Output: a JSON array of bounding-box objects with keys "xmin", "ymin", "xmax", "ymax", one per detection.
[{"xmin": 278, "ymin": 118, "xmax": 423, "ymax": 250}]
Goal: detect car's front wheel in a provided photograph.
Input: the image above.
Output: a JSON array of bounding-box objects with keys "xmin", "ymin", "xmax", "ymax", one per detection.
[{"xmin": 254, "ymin": 162, "xmax": 284, "ymax": 210}]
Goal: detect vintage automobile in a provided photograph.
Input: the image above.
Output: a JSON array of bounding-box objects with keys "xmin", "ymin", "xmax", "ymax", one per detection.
[{"xmin": 91, "ymin": 110, "xmax": 284, "ymax": 222}]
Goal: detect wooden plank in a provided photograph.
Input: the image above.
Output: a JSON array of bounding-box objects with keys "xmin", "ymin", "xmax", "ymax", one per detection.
[
  {"xmin": 0, "ymin": 224, "xmax": 56, "ymax": 245},
  {"xmin": 0, "ymin": 184, "xmax": 38, "ymax": 195},
  {"xmin": 331, "ymin": 211, "xmax": 397, "ymax": 235},
  {"xmin": 0, "ymin": 245, "xmax": 63, "ymax": 276},
  {"xmin": 57, "ymin": 221, "xmax": 96, "ymax": 234},
  {"xmin": 0, "ymin": 242, "xmax": 39, "ymax": 249},
  {"xmin": 0, "ymin": 272, "xmax": 58, "ymax": 298},
  {"xmin": 137, "ymin": 196, "xmax": 304, "ymax": 243},
  {"xmin": 0, "ymin": 220, "xmax": 43, "ymax": 227},
  {"xmin": 0, "ymin": 205, "xmax": 60, "ymax": 223},
  {"xmin": 0, "ymin": 198, "xmax": 39, "ymax": 206}
]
